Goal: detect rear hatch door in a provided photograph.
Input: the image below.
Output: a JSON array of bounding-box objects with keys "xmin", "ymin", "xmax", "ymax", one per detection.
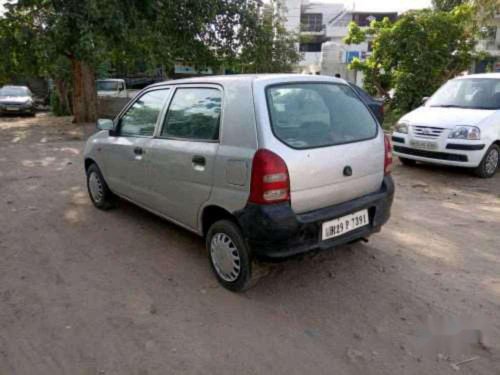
[{"xmin": 260, "ymin": 80, "xmax": 384, "ymax": 214}]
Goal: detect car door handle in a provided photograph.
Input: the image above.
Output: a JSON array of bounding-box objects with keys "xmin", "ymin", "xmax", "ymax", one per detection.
[
  {"xmin": 192, "ymin": 155, "xmax": 206, "ymax": 166},
  {"xmin": 134, "ymin": 147, "xmax": 144, "ymax": 155}
]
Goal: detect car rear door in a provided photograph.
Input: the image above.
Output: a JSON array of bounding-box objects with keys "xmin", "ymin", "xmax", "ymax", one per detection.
[
  {"xmin": 256, "ymin": 80, "xmax": 385, "ymax": 214},
  {"xmin": 147, "ymin": 85, "xmax": 222, "ymax": 231},
  {"xmin": 102, "ymin": 88, "xmax": 171, "ymax": 204}
]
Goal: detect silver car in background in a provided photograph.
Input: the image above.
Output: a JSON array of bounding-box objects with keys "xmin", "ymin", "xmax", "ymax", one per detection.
[
  {"xmin": 0, "ymin": 85, "xmax": 35, "ymax": 116},
  {"xmin": 84, "ymin": 75, "xmax": 394, "ymax": 291}
]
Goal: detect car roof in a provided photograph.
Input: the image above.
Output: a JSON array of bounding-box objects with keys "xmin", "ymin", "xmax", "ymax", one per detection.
[
  {"xmin": 148, "ymin": 74, "xmax": 347, "ymax": 88},
  {"xmin": 455, "ymin": 73, "xmax": 500, "ymax": 80},
  {"xmin": 1, "ymin": 85, "xmax": 29, "ymax": 90}
]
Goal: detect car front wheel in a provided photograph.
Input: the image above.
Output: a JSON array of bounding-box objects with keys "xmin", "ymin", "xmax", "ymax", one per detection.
[
  {"xmin": 474, "ymin": 144, "xmax": 499, "ymax": 178},
  {"xmin": 86, "ymin": 163, "xmax": 115, "ymax": 210}
]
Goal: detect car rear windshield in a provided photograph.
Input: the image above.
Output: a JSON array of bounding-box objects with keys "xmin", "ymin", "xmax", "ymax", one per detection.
[{"xmin": 266, "ymin": 83, "xmax": 378, "ymax": 149}]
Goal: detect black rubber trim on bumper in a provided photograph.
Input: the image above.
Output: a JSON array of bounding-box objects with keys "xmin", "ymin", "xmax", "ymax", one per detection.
[
  {"xmin": 234, "ymin": 176, "xmax": 395, "ymax": 260},
  {"xmin": 392, "ymin": 136, "xmax": 405, "ymax": 144},
  {"xmin": 393, "ymin": 145, "xmax": 468, "ymax": 162},
  {"xmin": 446, "ymin": 143, "xmax": 485, "ymax": 151}
]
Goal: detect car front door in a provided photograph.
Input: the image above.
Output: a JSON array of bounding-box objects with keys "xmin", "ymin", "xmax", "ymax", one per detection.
[
  {"xmin": 102, "ymin": 88, "xmax": 170, "ymax": 205},
  {"xmin": 148, "ymin": 86, "xmax": 222, "ymax": 231}
]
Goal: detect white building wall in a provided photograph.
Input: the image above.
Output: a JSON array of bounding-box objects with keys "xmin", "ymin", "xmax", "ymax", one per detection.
[
  {"xmin": 281, "ymin": 0, "xmax": 346, "ymax": 74},
  {"xmin": 281, "ymin": 0, "xmax": 383, "ymax": 84}
]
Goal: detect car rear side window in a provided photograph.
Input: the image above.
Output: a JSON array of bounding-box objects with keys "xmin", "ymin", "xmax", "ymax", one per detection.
[
  {"xmin": 161, "ymin": 88, "xmax": 221, "ymax": 141},
  {"xmin": 266, "ymin": 83, "xmax": 378, "ymax": 149},
  {"xmin": 119, "ymin": 89, "xmax": 170, "ymax": 137}
]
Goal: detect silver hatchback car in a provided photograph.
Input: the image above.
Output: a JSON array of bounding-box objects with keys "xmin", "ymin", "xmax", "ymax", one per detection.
[{"xmin": 84, "ymin": 75, "xmax": 394, "ymax": 291}]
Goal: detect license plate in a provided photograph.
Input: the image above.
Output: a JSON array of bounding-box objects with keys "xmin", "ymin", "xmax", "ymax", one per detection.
[
  {"xmin": 409, "ymin": 139, "xmax": 438, "ymax": 150},
  {"xmin": 6, "ymin": 106, "xmax": 19, "ymax": 111},
  {"xmin": 322, "ymin": 209, "xmax": 369, "ymax": 241}
]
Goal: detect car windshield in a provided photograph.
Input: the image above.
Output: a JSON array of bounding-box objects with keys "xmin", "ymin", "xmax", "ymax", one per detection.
[
  {"xmin": 96, "ymin": 81, "xmax": 123, "ymax": 91},
  {"xmin": 427, "ymin": 78, "xmax": 500, "ymax": 110},
  {"xmin": 266, "ymin": 83, "xmax": 378, "ymax": 149},
  {"xmin": 0, "ymin": 87, "xmax": 29, "ymax": 97}
]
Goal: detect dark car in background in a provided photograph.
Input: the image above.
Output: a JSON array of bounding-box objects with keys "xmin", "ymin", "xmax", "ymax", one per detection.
[
  {"xmin": 0, "ymin": 86, "xmax": 35, "ymax": 116},
  {"xmin": 348, "ymin": 83, "xmax": 384, "ymax": 124}
]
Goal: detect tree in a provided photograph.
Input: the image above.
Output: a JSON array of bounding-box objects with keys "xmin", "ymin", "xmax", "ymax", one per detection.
[
  {"xmin": 1, "ymin": 0, "xmax": 252, "ymax": 123},
  {"xmin": 237, "ymin": 0, "xmax": 301, "ymax": 73},
  {"xmin": 432, "ymin": 0, "xmax": 466, "ymax": 11},
  {"xmin": 344, "ymin": 6, "xmax": 477, "ymax": 114}
]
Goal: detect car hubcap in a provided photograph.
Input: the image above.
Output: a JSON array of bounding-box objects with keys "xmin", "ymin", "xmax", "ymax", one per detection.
[
  {"xmin": 88, "ymin": 171, "xmax": 104, "ymax": 203},
  {"xmin": 210, "ymin": 233, "xmax": 241, "ymax": 282},
  {"xmin": 485, "ymin": 149, "xmax": 499, "ymax": 175}
]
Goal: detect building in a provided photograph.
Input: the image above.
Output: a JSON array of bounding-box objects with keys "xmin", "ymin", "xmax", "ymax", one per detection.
[
  {"xmin": 280, "ymin": 0, "xmax": 397, "ymax": 84},
  {"xmin": 474, "ymin": 13, "xmax": 500, "ymax": 73}
]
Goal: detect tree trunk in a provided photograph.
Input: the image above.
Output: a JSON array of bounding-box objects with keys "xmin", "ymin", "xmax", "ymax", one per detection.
[
  {"xmin": 54, "ymin": 79, "xmax": 71, "ymax": 115},
  {"xmin": 71, "ymin": 58, "xmax": 97, "ymax": 123}
]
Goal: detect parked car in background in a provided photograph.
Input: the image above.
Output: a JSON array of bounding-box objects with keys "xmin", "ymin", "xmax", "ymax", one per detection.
[
  {"xmin": 84, "ymin": 75, "xmax": 394, "ymax": 291},
  {"xmin": 348, "ymin": 83, "xmax": 385, "ymax": 124},
  {"xmin": 392, "ymin": 73, "xmax": 500, "ymax": 178},
  {"xmin": 96, "ymin": 78, "xmax": 139, "ymax": 99},
  {"xmin": 0, "ymin": 85, "xmax": 35, "ymax": 116}
]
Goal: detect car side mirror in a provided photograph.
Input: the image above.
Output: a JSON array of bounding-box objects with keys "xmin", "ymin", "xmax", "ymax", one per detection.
[
  {"xmin": 422, "ymin": 97, "xmax": 429, "ymax": 105},
  {"xmin": 96, "ymin": 118, "xmax": 114, "ymax": 131}
]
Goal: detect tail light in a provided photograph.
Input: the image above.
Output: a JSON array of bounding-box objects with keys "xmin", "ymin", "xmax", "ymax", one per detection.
[
  {"xmin": 384, "ymin": 134, "xmax": 393, "ymax": 175},
  {"xmin": 249, "ymin": 149, "xmax": 290, "ymax": 204}
]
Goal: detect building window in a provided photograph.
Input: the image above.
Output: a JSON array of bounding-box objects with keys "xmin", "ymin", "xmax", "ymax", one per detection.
[
  {"xmin": 301, "ymin": 13, "xmax": 323, "ymax": 32},
  {"xmin": 299, "ymin": 43, "xmax": 322, "ymax": 52}
]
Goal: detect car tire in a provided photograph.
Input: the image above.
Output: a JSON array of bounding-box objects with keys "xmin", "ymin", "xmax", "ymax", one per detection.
[
  {"xmin": 206, "ymin": 220, "xmax": 257, "ymax": 292},
  {"xmin": 86, "ymin": 163, "xmax": 115, "ymax": 210},
  {"xmin": 399, "ymin": 157, "xmax": 417, "ymax": 167},
  {"xmin": 474, "ymin": 144, "xmax": 499, "ymax": 178}
]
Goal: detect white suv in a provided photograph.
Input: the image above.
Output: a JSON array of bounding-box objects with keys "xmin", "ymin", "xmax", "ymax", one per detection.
[
  {"xmin": 392, "ymin": 73, "xmax": 500, "ymax": 178},
  {"xmin": 84, "ymin": 75, "xmax": 394, "ymax": 291}
]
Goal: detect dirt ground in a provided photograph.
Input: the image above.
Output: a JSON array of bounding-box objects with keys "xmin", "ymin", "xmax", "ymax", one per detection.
[{"xmin": 1, "ymin": 114, "xmax": 499, "ymax": 375}]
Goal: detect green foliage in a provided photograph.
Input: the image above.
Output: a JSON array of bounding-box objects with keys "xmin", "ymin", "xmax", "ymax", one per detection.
[
  {"xmin": 345, "ymin": 6, "xmax": 478, "ymax": 114},
  {"xmin": 237, "ymin": 1, "xmax": 301, "ymax": 73},
  {"xmin": 432, "ymin": 0, "xmax": 466, "ymax": 11},
  {"xmin": 0, "ymin": 0, "xmax": 301, "ymax": 90},
  {"xmin": 343, "ymin": 22, "xmax": 366, "ymax": 45},
  {"xmin": 1, "ymin": 0, "xmax": 275, "ymax": 121}
]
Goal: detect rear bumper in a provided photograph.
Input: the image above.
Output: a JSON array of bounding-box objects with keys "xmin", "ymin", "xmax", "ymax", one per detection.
[{"xmin": 235, "ymin": 176, "xmax": 394, "ymax": 259}]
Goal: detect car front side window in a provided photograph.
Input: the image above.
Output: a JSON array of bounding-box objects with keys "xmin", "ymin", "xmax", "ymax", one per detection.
[{"xmin": 119, "ymin": 89, "xmax": 170, "ymax": 137}]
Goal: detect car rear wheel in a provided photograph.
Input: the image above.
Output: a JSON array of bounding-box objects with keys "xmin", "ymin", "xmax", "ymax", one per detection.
[
  {"xmin": 206, "ymin": 220, "xmax": 256, "ymax": 292},
  {"xmin": 474, "ymin": 144, "xmax": 499, "ymax": 178},
  {"xmin": 399, "ymin": 157, "xmax": 417, "ymax": 167},
  {"xmin": 86, "ymin": 163, "xmax": 115, "ymax": 210}
]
